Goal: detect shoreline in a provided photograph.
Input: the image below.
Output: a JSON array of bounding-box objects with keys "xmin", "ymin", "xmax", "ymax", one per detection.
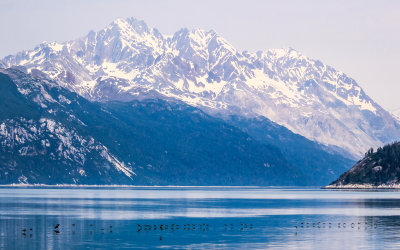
[
  {"xmin": 0, "ymin": 184, "xmax": 306, "ymax": 188},
  {"xmin": 0, "ymin": 184, "xmax": 137, "ymax": 187},
  {"xmin": 323, "ymin": 184, "xmax": 400, "ymax": 189},
  {"xmin": 4, "ymin": 183, "xmax": 400, "ymax": 189}
]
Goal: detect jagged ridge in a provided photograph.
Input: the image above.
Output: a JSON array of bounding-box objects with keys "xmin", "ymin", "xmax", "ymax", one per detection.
[{"xmin": 2, "ymin": 17, "xmax": 399, "ymax": 157}]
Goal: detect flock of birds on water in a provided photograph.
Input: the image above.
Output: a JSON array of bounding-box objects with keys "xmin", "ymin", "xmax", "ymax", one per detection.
[
  {"xmin": 137, "ymin": 223, "xmax": 210, "ymax": 232},
  {"xmin": 19, "ymin": 221, "xmax": 379, "ymax": 239},
  {"xmin": 19, "ymin": 222, "xmax": 255, "ymax": 239},
  {"xmin": 294, "ymin": 222, "xmax": 378, "ymax": 229},
  {"xmin": 20, "ymin": 223, "xmax": 113, "ymax": 238}
]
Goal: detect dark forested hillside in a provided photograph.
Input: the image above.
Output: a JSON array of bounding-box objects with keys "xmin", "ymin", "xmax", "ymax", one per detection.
[{"xmin": 327, "ymin": 142, "xmax": 400, "ymax": 187}]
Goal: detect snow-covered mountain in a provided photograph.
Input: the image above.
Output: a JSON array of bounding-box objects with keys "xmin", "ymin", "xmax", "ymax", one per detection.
[
  {"xmin": 391, "ymin": 108, "xmax": 400, "ymax": 122},
  {"xmin": 2, "ymin": 17, "xmax": 399, "ymax": 156}
]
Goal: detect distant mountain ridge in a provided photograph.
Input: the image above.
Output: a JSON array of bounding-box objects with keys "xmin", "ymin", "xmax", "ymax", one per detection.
[{"xmin": 2, "ymin": 17, "xmax": 399, "ymax": 157}]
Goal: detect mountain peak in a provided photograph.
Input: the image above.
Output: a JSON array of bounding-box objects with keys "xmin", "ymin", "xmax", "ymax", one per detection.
[
  {"xmin": 108, "ymin": 17, "xmax": 151, "ymax": 35},
  {"xmin": 192, "ymin": 28, "xmax": 217, "ymax": 37},
  {"xmin": 39, "ymin": 41, "xmax": 64, "ymax": 52},
  {"xmin": 265, "ymin": 47, "xmax": 305, "ymax": 59},
  {"xmin": 171, "ymin": 27, "xmax": 236, "ymax": 56}
]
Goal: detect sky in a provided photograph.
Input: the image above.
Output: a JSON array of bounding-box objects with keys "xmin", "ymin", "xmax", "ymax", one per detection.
[{"xmin": 1, "ymin": 0, "xmax": 399, "ymax": 111}]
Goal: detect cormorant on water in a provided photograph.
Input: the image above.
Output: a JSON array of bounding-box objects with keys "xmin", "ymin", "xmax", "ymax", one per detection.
[{"xmin": 54, "ymin": 224, "xmax": 60, "ymax": 229}]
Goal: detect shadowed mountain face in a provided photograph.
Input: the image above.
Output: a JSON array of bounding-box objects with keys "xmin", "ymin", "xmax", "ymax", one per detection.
[
  {"xmin": 98, "ymin": 101, "xmax": 307, "ymax": 185},
  {"xmin": 328, "ymin": 142, "xmax": 400, "ymax": 187},
  {"xmin": 1, "ymin": 68, "xmax": 326, "ymax": 186},
  {"xmin": 226, "ymin": 116, "xmax": 354, "ymax": 185},
  {"xmin": 2, "ymin": 17, "xmax": 399, "ymax": 157}
]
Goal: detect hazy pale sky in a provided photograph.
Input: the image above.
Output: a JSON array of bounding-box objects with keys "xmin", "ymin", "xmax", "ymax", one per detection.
[{"xmin": 1, "ymin": 0, "xmax": 399, "ymax": 111}]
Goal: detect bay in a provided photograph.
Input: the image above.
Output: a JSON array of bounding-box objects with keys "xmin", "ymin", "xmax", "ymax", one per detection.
[{"xmin": 1, "ymin": 187, "xmax": 400, "ymax": 249}]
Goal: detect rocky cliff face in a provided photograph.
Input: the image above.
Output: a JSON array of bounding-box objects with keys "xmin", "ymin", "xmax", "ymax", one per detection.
[{"xmin": 2, "ymin": 18, "xmax": 399, "ymax": 157}]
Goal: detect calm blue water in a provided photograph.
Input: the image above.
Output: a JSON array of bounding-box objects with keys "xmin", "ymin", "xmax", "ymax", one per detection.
[{"xmin": 1, "ymin": 187, "xmax": 400, "ymax": 249}]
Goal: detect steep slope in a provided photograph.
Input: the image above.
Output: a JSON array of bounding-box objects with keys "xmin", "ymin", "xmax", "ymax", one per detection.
[
  {"xmin": 326, "ymin": 142, "xmax": 400, "ymax": 188},
  {"xmin": 391, "ymin": 108, "xmax": 400, "ymax": 122},
  {"xmin": 2, "ymin": 18, "xmax": 399, "ymax": 157},
  {"xmin": 0, "ymin": 69, "xmax": 135, "ymax": 184},
  {"xmin": 0, "ymin": 68, "xmax": 310, "ymax": 185},
  {"xmin": 227, "ymin": 116, "xmax": 354, "ymax": 185},
  {"xmin": 97, "ymin": 100, "xmax": 308, "ymax": 185}
]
